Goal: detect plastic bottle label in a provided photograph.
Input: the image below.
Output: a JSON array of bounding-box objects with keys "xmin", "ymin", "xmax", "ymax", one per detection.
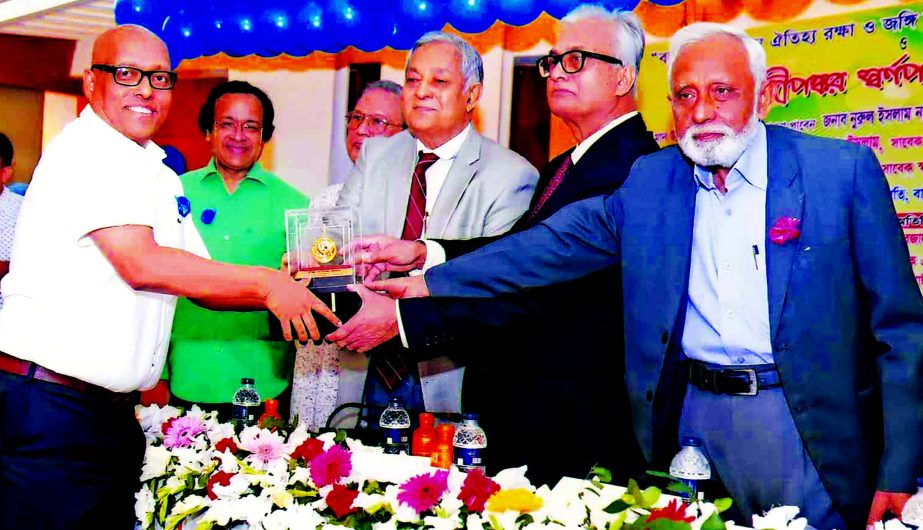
[
  {"xmin": 384, "ymin": 428, "xmax": 409, "ymax": 445},
  {"xmin": 455, "ymin": 447, "xmax": 483, "ymax": 466},
  {"xmin": 676, "ymin": 479, "xmax": 698, "ymax": 503},
  {"xmin": 232, "ymin": 405, "xmax": 257, "ymax": 424}
]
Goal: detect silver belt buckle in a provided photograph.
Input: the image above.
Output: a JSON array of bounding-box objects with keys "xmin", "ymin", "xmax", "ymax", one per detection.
[{"xmin": 728, "ymin": 368, "xmax": 758, "ymax": 396}]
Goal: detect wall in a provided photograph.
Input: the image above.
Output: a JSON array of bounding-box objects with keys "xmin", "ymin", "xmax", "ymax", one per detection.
[{"xmin": 0, "ymin": 85, "xmax": 43, "ymax": 184}]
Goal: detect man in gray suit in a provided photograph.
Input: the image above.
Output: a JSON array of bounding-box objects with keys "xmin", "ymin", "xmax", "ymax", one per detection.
[{"xmin": 334, "ymin": 31, "xmax": 538, "ymax": 414}]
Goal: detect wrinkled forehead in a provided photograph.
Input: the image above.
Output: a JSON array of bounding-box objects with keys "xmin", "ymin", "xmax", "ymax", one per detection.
[{"xmin": 671, "ymin": 36, "xmax": 753, "ymax": 87}]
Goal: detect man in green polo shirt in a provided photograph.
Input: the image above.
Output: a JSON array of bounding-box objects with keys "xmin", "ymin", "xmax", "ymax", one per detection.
[{"xmin": 165, "ymin": 80, "xmax": 308, "ymax": 419}]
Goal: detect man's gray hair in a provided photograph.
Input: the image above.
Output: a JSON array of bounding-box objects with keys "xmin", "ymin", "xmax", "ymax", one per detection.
[
  {"xmin": 406, "ymin": 31, "xmax": 484, "ymax": 90},
  {"xmin": 562, "ymin": 4, "xmax": 646, "ymax": 74},
  {"xmin": 363, "ymin": 79, "xmax": 403, "ymax": 98},
  {"xmin": 667, "ymin": 22, "xmax": 767, "ymax": 98}
]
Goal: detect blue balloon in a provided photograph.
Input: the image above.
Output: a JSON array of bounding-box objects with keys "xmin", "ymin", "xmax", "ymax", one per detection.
[
  {"xmin": 390, "ymin": 0, "xmax": 447, "ymax": 50},
  {"xmin": 161, "ymin": 6, "xmax": 203, "ymax": 66},
  {"xmin": 220, "ymin": 0, "xmax": 260, "ymax": 57},
  {"xmin": 544, "ymin": 0, "xmax": 580, "ymax": 18},
  {"xmin": 498, "ymin": 0, "xmax": 545, "ymax": 26},
  {"xmin": 113, "ymin": 0, "xmax": 170, "ymax": 35},
  {"xmin": 322, "ymin": 0, "xmax": 394, "ymax": 53},
  {"xmin": 291, "ymin": 1, "xmax": 329, "ymax": 56},
  {"xmin": 447, "ymin": 0, "xmax": 494, "ymax": 34},
  {"xmin": 603, "ymin": 0, "xmax": 642, "ymax": 9},
  {"xmin": 254, "ymin": 1, "xmax": 298, "ymax": 57}
]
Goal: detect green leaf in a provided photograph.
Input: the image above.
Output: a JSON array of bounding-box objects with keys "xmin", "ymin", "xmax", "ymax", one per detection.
[
  {"xmin": 645, "ymin": 471, "xmax": 675, "ymax": 480},
  {"xmin": 193, "ymin": 520, "xmax": 216, "ymax": 530},
  {"xmin": 488, "ymin": 514, "xmax": 503, "ymax": 530},
  {"xmin": 640, "ymin": 486, "xmax": 661, "ymax": 509},
  {"xmin": 290, "ymin": 488, "xmax": 319, "ymax": 498},
  {"xmin": 158, "ymin": 498, "xmax": 169, "ymax": 525},
  {"xmin": 608, "ymin": 509, "xmax": 629, "ymax": 530},
  {"xmin": 665, "ymin": 482, "xmax": 693, "ymax": 497},
  {"xmin": 644, "ymin": 518, "xmax": 694, "ymax": 530},
  {"xmin": 713, "ymin": 498, "xmax": 733, "ymax": 514},
  {"xmin": 701, "ymin": 511, "xmax": 726, "ymax": 530},
  {"xmin": 335, "ymin": 430, "xmax": 348, "ymax": 444},
  {"xmin": 516, "ymin": 514, "xmax": 535, "ymax": 526},
  {"xmin": 604, "ymin": 499, "xmax": 633, "ymax": 514},
  {"xmin": 592, "ymin": 466, "xmax": 613, "ymax": 484},
  {"xmin": 628, "ymin": 479, "xmax": 643, "ymax": 505}
]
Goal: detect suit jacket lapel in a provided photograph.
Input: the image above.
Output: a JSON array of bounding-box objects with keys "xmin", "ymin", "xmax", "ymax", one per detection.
[
  {"xmin": 661, "ymin": 153, "xmax": 698, "ymax": 338},
  {"xmin": 765, "ymin": 126, "xmax": 804, "ymax": 342},
  {"xmin": 386, "ymin": 135, "xmax": 418, "ymax": 237},
  {"xmin": 427, "ymin": 130, "xmax": 481, "ymax": 237}
]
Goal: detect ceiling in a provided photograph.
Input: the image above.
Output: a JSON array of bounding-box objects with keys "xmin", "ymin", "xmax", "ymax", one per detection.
[{"xmin": 0, "ymin": 0, "xmax": 114, "ymax": 41}]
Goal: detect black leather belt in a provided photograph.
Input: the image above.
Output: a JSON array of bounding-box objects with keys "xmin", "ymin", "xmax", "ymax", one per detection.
[
  {"xmin": 0, "ymin": 351, "xmax": 138, "ymax": 404},
  {"xmin": 687, "ymin": 360, "xmax": 781, "ymax": 396}
]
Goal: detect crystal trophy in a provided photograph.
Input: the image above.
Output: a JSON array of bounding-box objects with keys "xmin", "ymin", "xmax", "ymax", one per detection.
[{"xmin": 285, "ymin": 207, "xmax": 360, "ymax": 293}]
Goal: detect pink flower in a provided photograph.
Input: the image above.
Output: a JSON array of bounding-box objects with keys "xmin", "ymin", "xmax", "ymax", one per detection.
[
  {"xmin": 769, "ymin": 216, "xmax": 801, "ymax": 245},
  {"xmin": 310, "ymin": 445, "xmax": 353, "ymax": 487},
  {"xmin": 398, "ymin": 470, "xmax": 449, "ymax": 514},
  {"xmin": 238, "ymin": 428, "xmax": 289, "ymax": 470},
  {"xmin": 457, "ymin": 469, "xmax": 500, "ymax": 512},
  {"xmin": 162, "ymin": 416, "xmax": 205, "ymax": 449}
]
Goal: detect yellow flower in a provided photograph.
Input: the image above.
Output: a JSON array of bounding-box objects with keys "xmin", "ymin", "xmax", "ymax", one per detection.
[{"xmin": 486, "ymin": 489, "xmax": 543, "ymax": 513}]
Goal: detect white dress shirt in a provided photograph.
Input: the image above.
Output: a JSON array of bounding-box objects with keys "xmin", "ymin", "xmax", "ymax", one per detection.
[
  {"xmin": 682, "ymin": 122, "xmax": 773, "ymax": 365},
  {"xmin": 0, "ymin": 107, "xmax": 208, "ymax": 392}
]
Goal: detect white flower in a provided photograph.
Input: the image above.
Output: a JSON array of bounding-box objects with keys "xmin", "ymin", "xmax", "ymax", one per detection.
[
  {"xmin": 354, "ymin": 491, "xmax": 388, "ymax": 512},
  {"xmin": 207, "ymin": 421, "xmax": 236, "ymax": 445},
  {"xmin": 200, "ymin": 499, "xmax": 237, "ymax": 526},
  {"xmin": 140, "ymin": 445, "xmax": 172, "ymax": 481},
  {"xmin": 212, "ymin": 473, "xmax": 251, "ymax": 500},
  {"xmin": 374, "ymin": 518, "xmax": 400, "ymax": 530},
  {"xmin": 170, "ymin": 494, "xmax": 207, "ymax": 516},
  {"xmin": 753, "ymin": 505, "xmax": 807, "ymax": 530},
  {"xmin": 383, "ymin": 483, "xmax": 422, "ymax": 523},
  {"xmin": 172, "ymin": 446, "xmax": 211, "ymax": 479},
  {"xmin": 262, "ymin": 504, "xmax": 327, "ymax": 530},
  {"xmin": 486, "ymin": 510, "xmax": 521, "ymax": 530},
  {"xmin": 134, "ymin": 486, "xmax": 155, "ymax": 529},
  {"xmin": 466, "ymin": 513, "xmax": 486, "ymax": 530},
  {"xmin": 437, "ymin": 494, "xmax": 465, "ymax": 517},
  {"xmin": 424, "ymin": 513, "xmax": 464, "ymax": 530},
  {"xmin": 883, "ymin": 519, "xmax": 912, "ymax": 530},
  {"xmin": 492, "ymin": 466, "xmax": 534, "ymax": 491},
  {"xmin": 289, "ymin": 466, "xmax": 313, "ymax": 487},
  {"xmin": 286, "ymin": 423, "xmax": 312, "ymax": 449},
  {"xmin": 215, "ymin": 447, "xmax": 241, "ymax": 474},
  {"xmin": 136, "ymin": 404, "xmax": 181, "ymax": 441}
]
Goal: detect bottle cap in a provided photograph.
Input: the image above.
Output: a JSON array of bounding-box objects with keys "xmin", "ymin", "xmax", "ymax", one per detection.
[
  {"xmin": 680, "ymin": 436, "xmax": 703, "ymax": 447},
  {"xmin": 241, "ymin": 377, "xmax": 254, "ymax": 385},
  {"xmin": 419, "ymin": 412, "xmax": 434, "ymax": 427},
  {"xmin": 389, "ymin": 396, "xmax": 404, "ymax": 406},
  {"xmin": 264, "ymin": 398, "xmax": 279, "ymax": 414},
  {"xmin": 462, "ymin": 412, "xmax": 479, "ymax": 421}
]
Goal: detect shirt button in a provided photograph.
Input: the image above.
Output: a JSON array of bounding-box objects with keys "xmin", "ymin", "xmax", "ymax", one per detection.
[
  {"xmin": 723, "ymin": 262, "xmax": 731, "ymax": 270},
  {"xmin": 725, "ymin": 209, "xmax": 733, "ymax": 216},
  {"xmin": 737, "ymin": 357, "xmax": 746, "ymax": 364},
  {"xmin": 726, "ymin": 309, "xmax": 735, "ymax": 318},
  {"xmin": 224, "ymin": 234, "xmax": 230, "ymax": 241}
]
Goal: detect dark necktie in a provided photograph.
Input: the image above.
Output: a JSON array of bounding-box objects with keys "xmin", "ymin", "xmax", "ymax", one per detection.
[
  {"xmin": 527, "ymin": 155, "xmax": 572, "ymax": 222},
  {"xmin": 401, "ymin": 152, "xmax": 440, "ymax": 241},
  {"xmin": 372, "ymin": 152, "xmax": 440, "ymax": 394}
]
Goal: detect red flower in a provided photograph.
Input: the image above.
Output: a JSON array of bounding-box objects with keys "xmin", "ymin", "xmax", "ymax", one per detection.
[
  {"xmin": 206, "ymin": 470, "xmax": 236, "ymax": 500},
  {"xmin": 310, "ymin": 445, "xmax": 353, "ymax": 487},
  {"xmin": 457, "ymin": 469, "xmax": 501, "ymax": 512},
  {"xmin": 769, "ymin": 216, "xmax": 801, "ymax": 245},
  {"xmin": 326, "ymin": 484, "xmax": 359, "ymax": 519},
  {"xmin": 398, "ymin": 470, "xmax": 449, "ymax": 513},
  {"xmin": 647, "ymin": 499, "xmax": 695, "ymax": 523},
  {"xmin": 161, "ymin": 417, "xmax": 176, "ymax": 434},
  {"xmin": 214, "ymin": 437, "xmax": 238, "ymax": 454},
  {"xmin": 291, "ymin": 437, "xmax": 324, "ymax": 462}
]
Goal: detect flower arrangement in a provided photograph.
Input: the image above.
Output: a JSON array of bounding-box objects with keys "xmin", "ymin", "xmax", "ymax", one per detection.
[{"xmin": 135, "ymin": 405, "xmax": 806, "ymax": 530}]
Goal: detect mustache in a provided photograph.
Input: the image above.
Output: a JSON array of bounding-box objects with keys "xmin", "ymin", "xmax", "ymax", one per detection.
[{"xmin": 684, "ymin": 124, "xmax": 736, "ymax": 138}]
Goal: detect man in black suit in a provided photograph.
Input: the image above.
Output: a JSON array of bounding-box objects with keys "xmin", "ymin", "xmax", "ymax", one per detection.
[{"xmin": 328, "ymin": 4, "xmax": 659, "ymax": 486}]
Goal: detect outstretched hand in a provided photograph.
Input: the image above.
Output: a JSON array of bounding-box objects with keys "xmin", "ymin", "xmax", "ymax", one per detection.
[
  {"xmin": 326, "ymin": 284, "xmax": 399, "ymax": 352},
  {"xmin": 347, "ymin": 234, "xmax": 427, "ymax": 281},
  {"xmin": 265, "ymin": 270, "xmax": 340, "ymax": 342}
]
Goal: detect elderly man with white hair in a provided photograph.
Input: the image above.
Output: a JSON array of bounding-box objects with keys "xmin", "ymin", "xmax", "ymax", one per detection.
[
  {"xmin": 355, "ymin": 21, "xmax": 923, "ymax": 530},
  {"xmin": 335, "ymin": 31, "xmax": 538, "ymax": 415}
]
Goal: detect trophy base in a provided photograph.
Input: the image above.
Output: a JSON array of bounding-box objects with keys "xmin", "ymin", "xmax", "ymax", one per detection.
[{"xmin": 295, "ymin": 266, "xmax": 355, "ymax": 294}]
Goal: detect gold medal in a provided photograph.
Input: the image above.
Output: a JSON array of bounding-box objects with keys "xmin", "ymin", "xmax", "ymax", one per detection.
[{"xmin": 311, "ymin": 234, "xmax": 337, "ymax": 264}]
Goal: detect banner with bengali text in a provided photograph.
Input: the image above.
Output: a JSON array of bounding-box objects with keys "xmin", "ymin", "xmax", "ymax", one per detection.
[{"xmin": 636, "ymin": 3, "xmax": 923, "ymax": 291}]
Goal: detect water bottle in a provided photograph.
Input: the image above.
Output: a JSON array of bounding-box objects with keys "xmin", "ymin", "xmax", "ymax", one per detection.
[
  {"xmin": 231, "ymin": 378, "xmax": 261, "ymax": 427},
  {"xmin": 379, "ymin": 397, "xmax": 411, "ymax": 454},
  {"xmin": 453, "ymin": 413, "xmax": 487, "ymax": 473},
  {"xmin": 669, "ymin": 436, "xmax": 711, "ymax": 503},
  {"xmin": 902, "ymin": 477, "xmax": 923, "ymax": 527}
]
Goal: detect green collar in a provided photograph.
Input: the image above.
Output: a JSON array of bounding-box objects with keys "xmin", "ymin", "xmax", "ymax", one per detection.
[{"xmin": 200, "ymin": 158, "xmax": 270, "ymax": 185}]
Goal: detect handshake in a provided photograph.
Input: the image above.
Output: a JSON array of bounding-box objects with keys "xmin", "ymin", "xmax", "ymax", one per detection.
[{"xmin": 297, "ymin": 235, "xmax": 435, "ymax": 353}]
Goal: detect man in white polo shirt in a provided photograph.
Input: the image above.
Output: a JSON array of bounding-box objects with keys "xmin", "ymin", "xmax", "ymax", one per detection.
[{"xmin": 0, "ymin": 25, "xmax": 336, "ymax": 529}]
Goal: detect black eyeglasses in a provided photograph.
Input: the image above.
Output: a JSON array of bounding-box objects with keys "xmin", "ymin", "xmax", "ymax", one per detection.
[
  {"xmin": 536, "ymin": 50, "xmax": 623, "ymax": 78},
  {"xmin": 344, "ymin": 112, "xmax": 402, "ymax": 134},
  {"xmin": 91, "ymin": 64, "xmax": 177, "ymax": 90}
]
